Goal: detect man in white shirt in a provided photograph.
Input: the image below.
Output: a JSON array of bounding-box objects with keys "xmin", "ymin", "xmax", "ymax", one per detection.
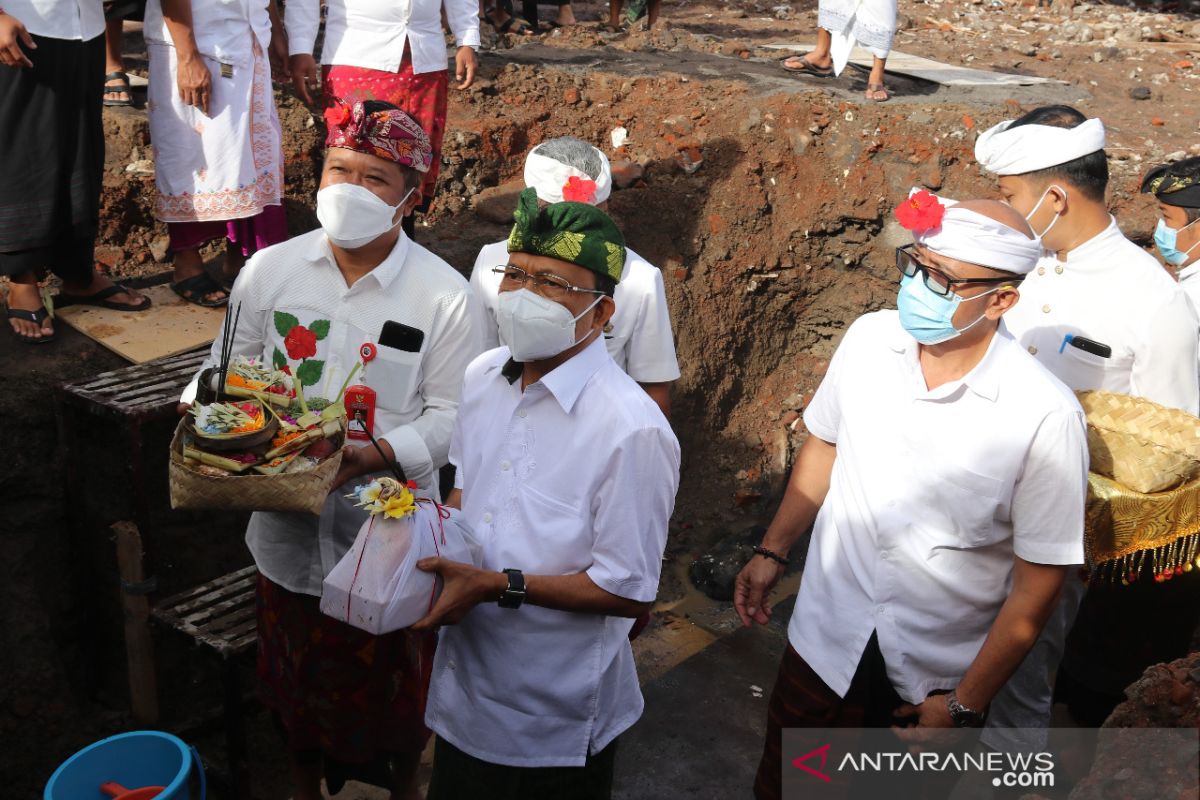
[
  {"xmin": 975, "ymin": 106, "xmax": 1200, "ymax": 735},
  {"xmin": 0, "ymin": 0, "xmax": 151, "ymax": 344},
  {"xmin": 471, "ymin": 136, "xmax": 680, "ymax": 417},
  {"xmin": 286, "ymin": 0, "xmax": 478, "ymax": 237},
  {"xmin": 180, "ymin": 101, "xmax": 480, "ymax": 800},
  {"xmin": 734, "ymin": 196, "xmax": 1087, "ymax": 800},
  {"xmin": 413, "ymin": 189, "xmax": 680, "ymax": 799}
]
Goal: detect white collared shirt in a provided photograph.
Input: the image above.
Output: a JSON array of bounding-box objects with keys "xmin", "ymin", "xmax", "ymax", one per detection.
[
  {"xmin": 4, "ymin": 0, "xmax": 104, "ymax": 40},
  {"xmin": 1177, "ymin": 262, "xmax": 1200, "ymax": 383},
  {"xmin": 788, "ymin": 311, "xmax": 1088, "ymax": 704},
  {"xmin": 285, "ymin": 0, "xmax": 480, "ymax": 76},
  {"xmin": 426, "ymin": 338, "xmax": 681, "ymax": 767},
  {"xmin": 1003, "ymin": 217, "xmax": 1200, "ymax": 413},
  {"xmin": 143, "ymin": 0, "xmax": 271, "ymax": 67},
  {"xmin": 471, "ymin": 240, "xmax": 681, "ymax": 383},
  {"xmin": 181, "ymin": 228, "xmax": 483, "ymax": 596}
]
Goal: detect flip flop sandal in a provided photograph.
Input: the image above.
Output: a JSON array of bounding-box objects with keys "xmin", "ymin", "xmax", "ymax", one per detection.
[
  {"xmin": 171, "ymin": 272, "xmax": 229, "ymax": 308},
  {"xmin": 491, "ymin": 15, "xmax": 534, "ymax": 34},
  {"xmin": 103, "ymin": 71, "xmax": 134, "ymax": 107},
  {"xmin": 780, "ymin": 56, "xmax": 835, "ymax": 77},
  {"xmin": 59, "ymin": 282, "xmax": 152, "ymax": 311},
  {"xmin": 865, "ymin": 83, "xmax": 891, "ymax": 102},
  {"xmin": 6, "ymin": 305, "xmax": 56, "ymax": 344}
]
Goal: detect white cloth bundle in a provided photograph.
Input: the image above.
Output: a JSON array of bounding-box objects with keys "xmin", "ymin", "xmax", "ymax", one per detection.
[
  {"xmin": 321, "ymin": 502, "xmax": 482, "ymax": 634},
  {"xmin": 523, "ymin": 149, "xmax": 612, "ymax": 205},
  {"xmin": 974, "ymin": 117, "xmax": 1106, "ymax": 176},
  {"xmin": 913, "ymin": 192, "xmax": 1042, "ymax": 275}
]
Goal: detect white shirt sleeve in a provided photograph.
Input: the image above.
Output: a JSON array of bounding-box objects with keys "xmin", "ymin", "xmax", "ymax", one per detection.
[
  {"xmin": 283, "ymin": 0, "xmax": 320, "ymax": 57},
  {"xmin": 585, "ymin": 427, "xmax": 681, "ymax": 603},
  {"xmin": 469, "ymin": 246, "xmax": 502, "ymax": 351},
  {"xmin": 801, "ymin": 323, "xmax": 859, "ymax": 444},
  {"xmin": 623, "ymin": 266, "xmax": 681, "ymax": 384},
  {"xmin": 1010, "ymin": 408, "xmax": 1089, "ymax": 565},
  {"xmin": 1132, "ymin": 291, "xmax": 1200, "ymax": 415},
  {"xmin": 444, "ymin": 0, "xmax": 481, "ymax": 48},
  {"xmin": 380, "ymin": 289, "xmax": 482, "ymax": 489}
]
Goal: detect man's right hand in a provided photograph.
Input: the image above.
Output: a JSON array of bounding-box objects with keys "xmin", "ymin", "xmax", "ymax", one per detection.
[
  {"xmin": 734, "ymin": 555, "xmax": 785, "ymax": 627},
  {"xmin": 0, "ymin": 13, "xmax": 35, "ymax": 68},
  {"xmin": 176, "ymin": 52, "xmax": 212, "ymax": 114},
  {"xmin": 177, "ymin": 403, "xmax": 191, "ymax": 416},
  {"xmin": 290, "ymin": 53, "xmax": 319, "ymax": 105}
]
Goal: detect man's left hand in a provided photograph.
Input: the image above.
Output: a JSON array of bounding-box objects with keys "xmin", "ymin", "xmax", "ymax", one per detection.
[
  {"xmin": 331, "ymin": 444, "xmax": 371, "ymax": 491},
  {"xmin": 268, "ymin": 29, "xmax": 290, "ymax": 82},
  {"xmin": 454, "ymin": 46, "xmax": 477, "ymax": 90},
  {"xmin": 410, "ymin": 558, "xmax": 504, "ymax": 630},
  {"xmin": 891, "ymin": 693, "xmax": 956, "ymax": 744}
]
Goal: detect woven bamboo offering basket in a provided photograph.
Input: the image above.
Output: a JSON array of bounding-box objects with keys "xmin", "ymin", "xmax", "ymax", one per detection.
[
  {"xmin": 168, "ymin": 417, "xmax": 345, "ymax": 516},
  {"xmin": 1076, "ymin": 390, "xmax": 1200, "ymax": 494}
]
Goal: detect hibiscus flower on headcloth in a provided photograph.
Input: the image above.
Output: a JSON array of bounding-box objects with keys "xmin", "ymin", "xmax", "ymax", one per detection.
[
  {"xmin": 324, "ymin": 100, "xmax": 433, "ymax": 174},
  {"xmin": 894, "ymin": 189, "xmax": 946, "ymax": 234}
]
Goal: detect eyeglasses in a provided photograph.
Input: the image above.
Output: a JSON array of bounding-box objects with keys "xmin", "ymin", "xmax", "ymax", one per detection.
[
  {"xmin": 492, "ymin": 265, "xmax": 605, "ymax": 301},
  {"xmin": 895, "ymin": 246, "xmax": 1017, "ymax": 298}
]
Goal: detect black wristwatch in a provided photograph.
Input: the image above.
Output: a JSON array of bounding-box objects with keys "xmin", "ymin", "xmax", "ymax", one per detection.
[
  {"xmin": 946, "ymin": 690, "xmax": 986, "ymax": 728},
  {"xmin": 497, "ymin": 568, "xmax": 526, "ymax": 609}
]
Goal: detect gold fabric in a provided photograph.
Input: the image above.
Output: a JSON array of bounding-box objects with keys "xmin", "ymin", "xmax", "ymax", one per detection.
[{"xmin": 1084, "ymin": 472, "xmax": 1200, "ymax": 583}]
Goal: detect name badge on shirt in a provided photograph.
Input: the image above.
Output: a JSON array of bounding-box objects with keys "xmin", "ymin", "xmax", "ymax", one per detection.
[
  {"xmin": 220, "ymin": 63, "xmax": 233, "ymax": 79},
  {"xmin": 344, "ymin": 385, "xmax": 377, "ymax": 441}
]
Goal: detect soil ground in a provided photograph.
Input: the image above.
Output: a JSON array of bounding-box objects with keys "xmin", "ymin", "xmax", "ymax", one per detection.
[{"xmin": 4, "ymin": 0, "xmax": 1200, "ymax": 796}]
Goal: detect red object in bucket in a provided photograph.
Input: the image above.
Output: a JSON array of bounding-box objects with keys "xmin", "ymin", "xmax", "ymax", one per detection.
[{"xmin": 100, "ymin": 782, "xmax": 165, "ymax": 800}]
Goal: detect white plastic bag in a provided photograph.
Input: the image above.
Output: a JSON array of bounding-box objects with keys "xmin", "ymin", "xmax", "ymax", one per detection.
[{"xmin": 321, "ymin": 501, "xmax": 481, "ymax": 634}]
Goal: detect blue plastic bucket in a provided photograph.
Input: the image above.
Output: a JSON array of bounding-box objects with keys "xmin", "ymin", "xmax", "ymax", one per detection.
[{"xmin": 44, "ymin": 731, "xmax": 206, "ymax": 800}]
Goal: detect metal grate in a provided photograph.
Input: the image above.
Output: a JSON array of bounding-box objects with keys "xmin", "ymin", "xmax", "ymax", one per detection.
[
  {"xmin": 58, "ymin": 346, "xmax": 209, "ymax": 421},
  {"xmin": 152, "ymin": 566, "xmax": 258, "ymax": 658}
]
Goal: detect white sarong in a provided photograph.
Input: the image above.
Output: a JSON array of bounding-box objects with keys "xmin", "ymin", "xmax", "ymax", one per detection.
[
  {"xmin": 148, "ymin": 38, "xmax": 283, "ymax": 223},
  {"xmin": 819, "ymin": 0, "xmax": 898, "ymax": 75}
]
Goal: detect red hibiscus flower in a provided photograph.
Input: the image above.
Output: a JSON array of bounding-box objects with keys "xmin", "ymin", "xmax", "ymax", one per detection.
[
  {"xmin": 562, "ymin": 176, "xmax": 598, "ymax": 204},
  {"xmin": 894, "ymin": 190, "xmax": 945, "ymax": 232},
  {"xmin": 284, "ymin": 325, "xmax": 318, "ymax": 361},
  {"xmin": 324, "ymin": 102, "xmax": 352, "ymax": 130}
]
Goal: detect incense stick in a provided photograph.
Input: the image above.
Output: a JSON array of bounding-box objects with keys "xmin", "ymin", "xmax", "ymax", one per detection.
[
  {"xmin": 363, "ymin": 425, "xmax": 407, "ymax": 484},
  {"xmin": 217, "ymin": 302, "xmax": 242, "ymax": 402}
]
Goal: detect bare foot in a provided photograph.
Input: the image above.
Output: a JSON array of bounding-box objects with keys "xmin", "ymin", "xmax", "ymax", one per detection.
[
  {"xmin": 555, "ymin": 4, "xmax": 577, "ymax": 25},
  {"xmin": 6, "ymin": 279, "xmax": 54, "ymax": 341}
]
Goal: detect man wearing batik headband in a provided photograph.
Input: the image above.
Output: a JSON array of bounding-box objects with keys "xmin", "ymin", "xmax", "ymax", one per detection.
[
  {"xmin": 179, "ymin": 99, "xmax": 481, "ymax": 800},
  {"xmin": 976, "ymin": 105, "xmax": 1200, "ymax": 735},
  {"xmin": 1143, "ymin": 157, "xmax": 1200, "ymax": 312},
  {"xmin": 471, "ymin": 136, "xmax": 680, "ymax": 417},
  {"xmin": 414, "ymin": 188, "xmax": 680, "ymax": 799},
  {"xmin": 736, "ymin": 193, "xmax": 1088, "ymax": 800}
]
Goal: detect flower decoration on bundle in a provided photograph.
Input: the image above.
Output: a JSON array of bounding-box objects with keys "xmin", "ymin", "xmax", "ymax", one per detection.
[
  {"xmin": 562, "ymin": 176, "xmax": 598, "ymax": 204},
  {"xmin": 348, "ymin": 477, "xmax": 419, "ymax": 519},
  {"xmin": 894, "ymin": 190, "xmax": 945, "ymax": 233}
]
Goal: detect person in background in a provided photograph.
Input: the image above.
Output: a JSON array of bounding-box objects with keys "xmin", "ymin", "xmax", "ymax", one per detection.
[
  {"xmin": 736, "ymin": 196, "xmax": 1087, "ymax": 800},
  {"xmin": 779, "ymin": 0, "xmax": 895, "ymax": 101},
  {"xmin": 179, "ymin": 100, "xmax": 481, "ymax": 800},
  {"xmin": 144, "ymin": 0, "xmax": 289, "ymax": 307},
  {"xmin": 1142, "ymin": 156, "xmax": 1200, "ymax": 322},
  {"xmin": 609, "ymin": 0, "xmax": 660, "ymax": 29},
  {"xmin": 102, "ymin": 0, "xmax": 139, "ymax": 106},
  {"xmin": 287, "ymin": 0, "xmax": 478, "ymax": 239},
  {"xmin": 417, "ymin": 188, "xmax": 680, "ymax": 800},
  {"xmin": 974, "ymin": 105, "xmax": 1200, "ymax": 734},
  {"xmin": 1, "ymin": 0, "xmax": 151, "ymax": 344},
  {"xmin": 470, "ymin": 136, "xmax": 680, "ymax": 418}
]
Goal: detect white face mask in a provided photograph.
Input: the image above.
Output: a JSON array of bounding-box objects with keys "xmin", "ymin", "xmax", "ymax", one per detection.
[
  {"xmin": 496, "ymin": 288, "xmax": 603, "ymax": 362},
  {"xmin": 316, "ymin": 183, "xmax": 413, "ymax": 249},
  {"xmin": 1025, "ymin": 185, "xmax": 1065, "ymax": 241}
]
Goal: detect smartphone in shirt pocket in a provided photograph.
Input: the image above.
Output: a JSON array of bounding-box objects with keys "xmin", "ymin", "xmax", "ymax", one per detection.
[{"xmin": 369, "ymin": 322, "xmax": 425, "ymax": 409}]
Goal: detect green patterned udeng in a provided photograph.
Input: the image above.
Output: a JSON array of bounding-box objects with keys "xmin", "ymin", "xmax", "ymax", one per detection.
[{"xmin": 507, "ymin": 188, "xmax": 626, "ymax": 283}]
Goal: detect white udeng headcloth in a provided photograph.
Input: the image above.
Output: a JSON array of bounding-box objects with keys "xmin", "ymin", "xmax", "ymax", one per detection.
[
  {"xmin": 914, "ymin": 193, "xmax": 1042, "ymax": 275},
  {"xmin": 974, "ymin": 117, "xmax": 1106, "ymax": 176},
  {"xmin": 523, "ymin": 147, "xmax": 613, "ymax": 205}
]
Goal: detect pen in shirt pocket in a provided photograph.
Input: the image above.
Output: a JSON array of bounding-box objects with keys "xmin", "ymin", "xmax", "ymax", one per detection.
[{"xmin": 1059, "ymin": 334, "xmax": 1112, "ymax": 359}]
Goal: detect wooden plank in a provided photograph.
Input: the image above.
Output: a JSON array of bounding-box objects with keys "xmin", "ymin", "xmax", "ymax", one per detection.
[
  {"xmin": 114, "ymin": 521, "xmax": 160, "ymax": 725},
  {"xmin": 56, "ymin": 284, "xmax": 225, "ymax": 364},
  {"xmin": 154, "ymin": 567, "xmax": 257, "ymax": 616},
  {"xmin": 762, "ymin": 43, "xmax": 1068, "ymax": 86},
  {"xmin": 164, "ymin": 575, "xmax": 257, "ymax": 619}
]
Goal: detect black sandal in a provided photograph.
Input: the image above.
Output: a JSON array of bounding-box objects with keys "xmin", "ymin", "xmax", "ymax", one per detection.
[
  {"xmin": 103, "ymin": 71, "xmax": 134, "ymax": 107},
  {"xmin": 6, "ymin": 305, "xmax": 56, "ymax": 344},
  {"xmin": 59, "ymin": 282, "xmax": 152, "ymax": 311},
  {"xmin": 484, "ymin": 8, "xmax": 534, "ymax": 35},
  {"xmin": 781, "ymin": 56, "xmax": 835, "ymax": 77},
  {"xmin": 171, "ymin": 273, "xmax": 229, "ymax": 308}
]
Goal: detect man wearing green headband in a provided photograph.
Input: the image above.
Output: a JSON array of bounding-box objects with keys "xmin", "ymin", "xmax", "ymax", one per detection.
[{"xmin": 412, "ymin": 188, "xmax": 681, "ymax": 798}]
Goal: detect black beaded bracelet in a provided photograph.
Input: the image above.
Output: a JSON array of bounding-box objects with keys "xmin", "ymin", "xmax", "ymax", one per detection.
[{"xmin": 752, "ymin": 545, "xmax": 789, "ymax": 566}]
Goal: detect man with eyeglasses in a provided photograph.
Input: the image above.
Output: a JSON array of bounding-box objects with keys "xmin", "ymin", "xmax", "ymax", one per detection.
[
  {"xmin": 736, "ymin": 194, "xmax": 1088, "ymax": 800},
  {"xmin": 412, "ymin": 188, "xmax": 680, "ymax": 799},
  {"xmin": 470, "ymin": 136, "xmax": 679, "ymax": 418}
]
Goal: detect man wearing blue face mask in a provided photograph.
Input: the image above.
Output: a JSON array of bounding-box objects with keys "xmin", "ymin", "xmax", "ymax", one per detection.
[
  {"xmin": 1142, "ymin": 157, "xmax": 1200, "ymax": 322},
  {"xmin": 737, "ymin": 195, "xmax": 1088, "ymax": 800},
  {"xmin": 415, "ymin": 188, "xmax": 680, "ymax": 799}
]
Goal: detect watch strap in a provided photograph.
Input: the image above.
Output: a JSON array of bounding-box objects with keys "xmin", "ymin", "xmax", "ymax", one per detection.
[{"xmin": 498, "ymin": 568, "xmax": 526, "ymax": 609}]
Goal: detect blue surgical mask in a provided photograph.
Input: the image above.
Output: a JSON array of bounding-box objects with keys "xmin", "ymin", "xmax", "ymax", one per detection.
[
  {"xmin": 897, "ymin": 274, "xmax": 1000, "ymax": 345},
  {"xmin": 1153, "ymin": 218, "xmax": 1200, "ymax": 267}
]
